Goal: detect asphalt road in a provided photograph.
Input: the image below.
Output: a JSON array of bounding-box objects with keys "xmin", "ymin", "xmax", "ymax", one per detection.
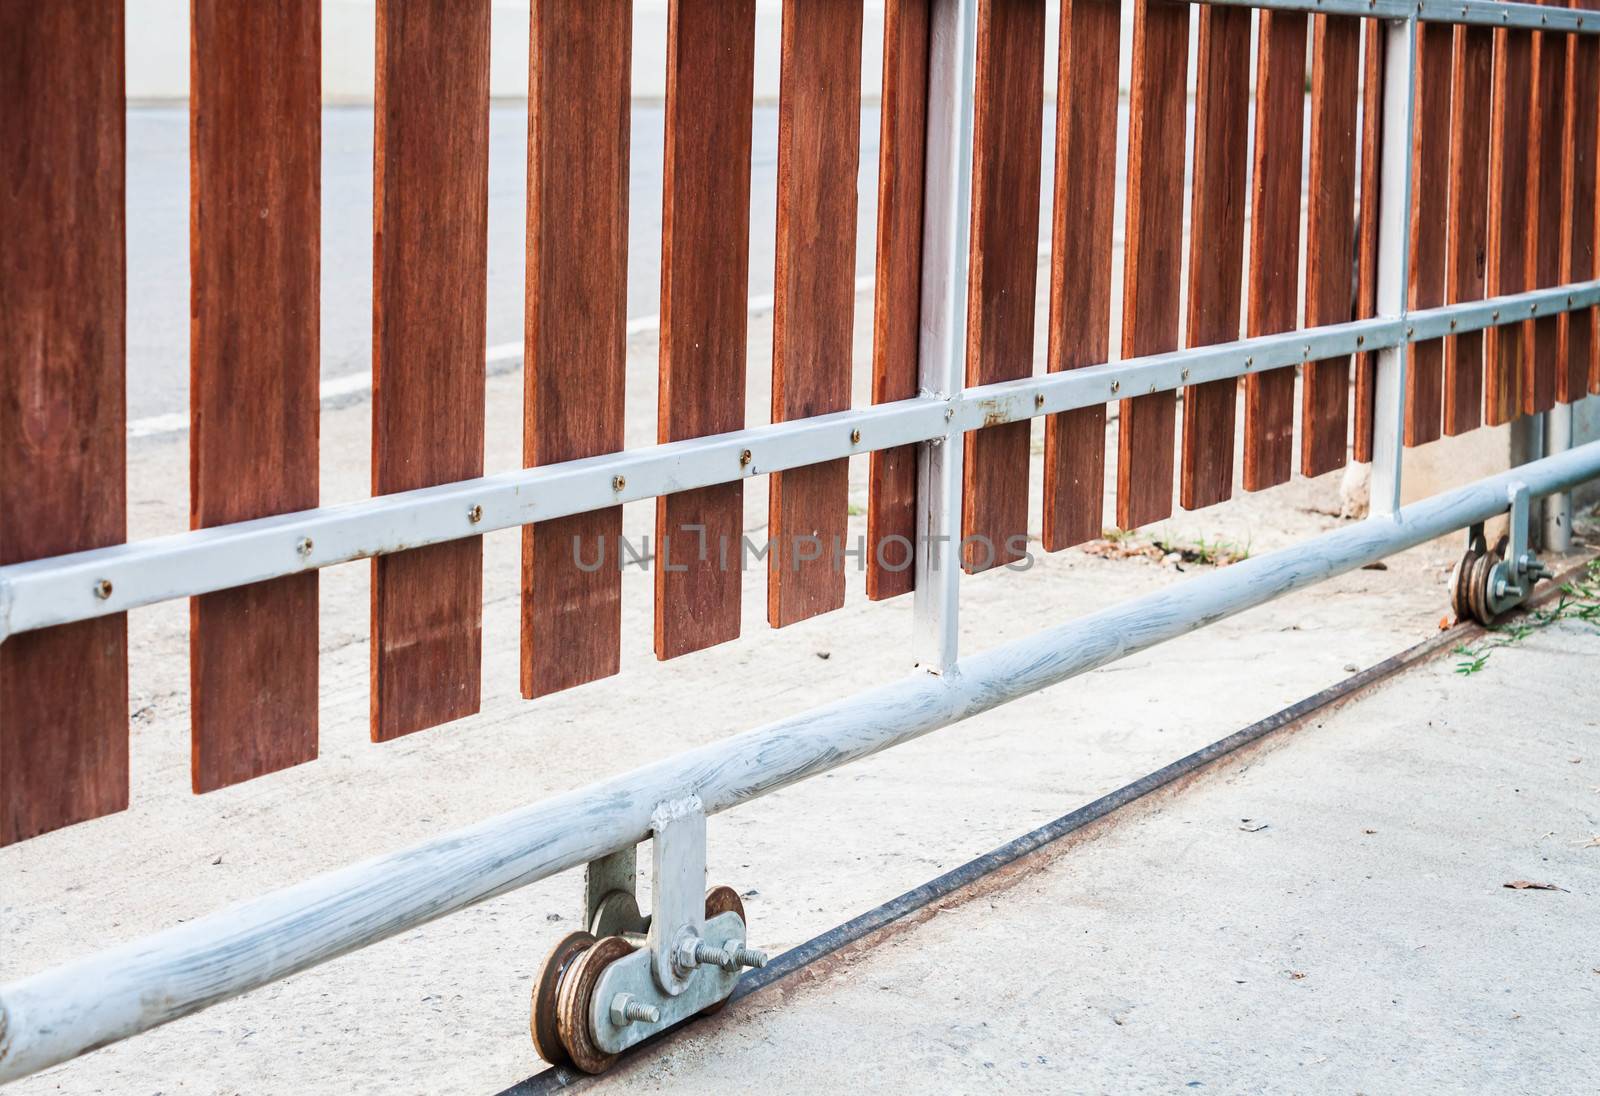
[{"xmin": 125, "ymin": 102, "xmax": 1072, "ymax": 425}]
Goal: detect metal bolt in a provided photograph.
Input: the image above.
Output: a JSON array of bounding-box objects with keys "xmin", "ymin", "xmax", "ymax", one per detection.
[
  {"xmin": 1449, "ymin": 320, "xmax": 1457, "ymax": 331},
  {"xmin": 943, "ymin": 406, "xmax": 955, "ymax": 421},
  {"xmin": 297, "ymin": 536, "xmax": 314, "ymax": 556},
  {"xmin": 677, "ymin": 939, "xmax": 732, "ymax": 969},
  {"xmin": 740, "ymin": 448, "xmax": 753, "ymax": 467},
  {"xmin": 94, "ymin": 578, "xmax": 113, "ymax": 600},
  {"xmin": 1406, "ymin": 326, "xmax": 1414, "ymax": 338},
  {"xmin": 1110, "ymin": 380, "xmax": 1121, "ymax": 394},
  {"xmin": 726, "ymin": 943, "xmax": 768, "ymax": 970},
  {"xmin": 851, "ymin": 428, "xmax": 862, "ymax": 444},
  {"xmin": 612, "ymin": 475, "xmax": 626, "ymax": 492},
  {"xmin": 609, "ymin": 993, "xmax": 660, "ymax": 1027},
  {"xmin": 1529, "ymin": 303, "xmax": 1538, "ymax": 314},
  {"xmin": 1356, "ymin": 335, "xmax": 1365, "ymax": 347},
  {"xmin": 1180, "ymin": 369, "xmax": 1190, "ymax": 381},
  {"xmin": 1492, "ymin": 310, "xmax": 1500, "ymax": 321},
  {"xmin": 1245, "ymin": 357, "xmax": 1254, "ymax": 369},
  {"xmin": 467, "ymin": 505, "xmax": 483, "ymax": 524},
  {"xmin": 1033, "ymin": 394, "xmax": 1044, "ymax": 410}
]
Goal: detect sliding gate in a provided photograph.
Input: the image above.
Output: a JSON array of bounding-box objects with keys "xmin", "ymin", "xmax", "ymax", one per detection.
[{"xmin": 2, "ymin": 0, "xmax": 1599, "ymax": 1081}]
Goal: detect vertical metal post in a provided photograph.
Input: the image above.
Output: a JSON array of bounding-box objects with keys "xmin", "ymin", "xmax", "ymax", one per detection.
[
  {"xmin": 912, "ymin": 0, "xmax": 978, "ymax": 673},
  {"xmin": 1369, "ymin": 15, "xmax": 1418, "ymax": 517},
  {"xmin": 1542, "ymin": 404, "xmax": 1573, "ymax": 552}
]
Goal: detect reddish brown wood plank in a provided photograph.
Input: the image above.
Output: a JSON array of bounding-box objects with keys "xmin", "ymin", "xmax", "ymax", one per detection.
[
  {"xmin": 1043, "ymin": 0, "xmax": 1121, "ymax": 546},
  {"xmin": 189, "ymin": 0, "xmax": 320, "ymax": 793},
  {"xmin": 961, "ymin": 0, "xmax": 1045, "ymax": 571},
  {"xmin": 0, "ymin": 2, "xmax": 128, "ymax": 845},
  {"xmin": 1442, "ymin": 23, "xmax": 1492, "ymax": 437},
  {"xmin": 867, "ymin": 0, "xmax": 930, "ymax": 600},
  {"xmin": 1403, "ymin": 22, "xmax": 1451, "ymax": 446},
  {"xmin": 1486, "ymin": 25, "xmax": 1535, "ymax": 424},
  {"xmin": 1176, "ymin": 4, "xmax": 1249, "ymax": 510},
  {"xmin": 769, "ymin": 0, "xmax": 864, "ymax": 625},
  {"xmin": 1116, "ymin": 0, "xmax": 1189, "ymax": 529},
  {"xmin": 522, "ymin": 0, "xmax": 630, "ymax": 697},
  {"xmin": 1525, "ymin": 12, "xmax": 1566, "ymax": 413},
  {"xmin": 371, "ymin": 0, "xmax": 489, "ymax": 740},
  {"xmin": 1568, "ymin": 2, "xmax": 1600, "ymax": 400},
  {"xmin": 1353, "ymin": 19, "xmax": 1386, "ymax": 463},
  {"xmin": 1243, "ymin": 9, "xmax": 1307, "ymax": 491},
  {"xmin": 655, "ymin": 0, "xmax": 756, "ymax": 659},
  {"xmin": 1302, "ymin": 14, "xmax": 1361, "ymax": 478}
]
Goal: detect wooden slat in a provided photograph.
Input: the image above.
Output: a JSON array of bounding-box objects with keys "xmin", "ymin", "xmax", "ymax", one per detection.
[
  {"xmin": 1526, "ymin": 11, "xmax": 1567, "ymax": 413},
  {"xmin": 769, "ymin": 0, "xmax": 864, "ymax": 625},
  {"xmin": 1043, "ymin": 0, "xmax": 1121, "ymax": 546},
  {"xmin": 371, "ymin": 0, "xmax": 490, "ymax": 740},
  {"xmin": 961, "ymin": 0, "xmax": 1045, "ymax": 571},
  {"xmin": 1403, "ymin": 22, "xmax": 1451, "ymax": 446},
  {"xmin": 1353, "ymin": 19, "xmax": 1386, "ymax": 463},
  {"xmin": 0, "ymin": 2, "xmax": 128, "ymax": 845},
  {"xmin": 1443, "ymin": 23, "xmax": 1493, "ymax": 437},
  {"xmin": 1569, "ymin": 2, "xmax": 1600, "ymax": 400},
  {"xmin": 655, "ymin": 0, "xmax": 756, "ymax": 659},
  {"xmin": 1301, "ymin": 14, "xmax": 1361, "ymax": 478},
  {"xmin": 1486, "ymin": 25, "xmax": 1535, "ymax": 424},
  {"xmin": 1117, "ymin": 0, "xmax": 1189, "ymax": 528},
  {"xmin": 189, "ymin": 0, "xmax": 320, "ymax": 793},
  {"xmin": 867, "ymin": 0, "xmax": 930, "ymax": 600},
  {"xmin": 522, "ymin": 0, "xmax": 630, "ymax": 697},
  {"xmin": 1177, "ymin": 4, "xmax": 1249, "ymax": 510},
  {"xmin": 1243, "ymin": 9, "xmax": 1307, "ymax": 492}
]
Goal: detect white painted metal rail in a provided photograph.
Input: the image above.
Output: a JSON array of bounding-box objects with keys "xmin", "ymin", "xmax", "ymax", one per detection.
[{"xmin": 1, "ymin": 281, "xmax": 1595, "ymax": 644}]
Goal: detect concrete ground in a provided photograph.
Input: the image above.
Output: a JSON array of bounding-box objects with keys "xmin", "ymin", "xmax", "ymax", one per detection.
[
  {"xmin": 611, "ymin": 613, "xmax": 1600, "ymax": 1096},
  {"xmin": 2, "ymin": 264, "xmax": 1596, "ymax": 1093}
]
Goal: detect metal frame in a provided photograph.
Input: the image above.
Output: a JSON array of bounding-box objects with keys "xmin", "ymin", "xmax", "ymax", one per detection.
[
  {"xmin": 2, "ymin": 0, "xmax": 1600, "ymax": 1083},
  {"xmin": 1, "ymin": 281, "xmax": 1594, "ymax": 644}
]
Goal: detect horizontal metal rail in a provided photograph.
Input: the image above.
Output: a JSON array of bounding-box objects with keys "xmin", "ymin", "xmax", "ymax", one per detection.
[
  {"xmin": 1207, "ymin": 0, "xmax": 1600, "ymax": 32},
  {"xmin": 1, "ymin": 280, "xmax": 1595, "ymax": 644},
  {"xmin": 2, "ymin": 437, "xmax": 1598, "ymax": 1084}
]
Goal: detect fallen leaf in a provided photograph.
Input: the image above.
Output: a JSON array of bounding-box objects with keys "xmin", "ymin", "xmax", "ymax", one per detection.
[
  {"xmin": 1239, "ymin": 820, "xmax": 1269, "ymax": 833},
  {"xmin": 1287, "ymin": 970, "xmax": 1307, "ymax": 980},
  {"xmin": 1570, "ymin": 757, "xmax": 1583, "ymax": 764},
  {"xmin": 1581, "ymin": 836, "xmax": 1600, "ymax": 849},
  {"xmin": 1504, "ymin": 880, "xmax": 1566, "ymax": 891},
  {"xmin": 1437, "ymin": 615, "xmax": 1451, "ymax": 631},
  {"xmin": 1361, "ymin": 561, "xmax": 1388, "ymax": 572}
]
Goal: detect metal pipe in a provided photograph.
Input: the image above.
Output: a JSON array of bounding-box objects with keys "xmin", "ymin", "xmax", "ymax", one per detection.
[
  {"xmin": 1369, "ymin": 14, "xmax": 1418, "ymax": 517},
  {"xmin": 912, "ymin": 0, "xmax": 978, "ymax": 673},
  {"xmin": 3, "ymin": 281, "xmax": 1594, "ymax": 646},
  {"xmin": 3, "ymin": 438, "xmax": 1598, "ymax": 1084},
  {"xmin": 1543, "ymin": 404, "xmax": 1573, "ymax": 553}
]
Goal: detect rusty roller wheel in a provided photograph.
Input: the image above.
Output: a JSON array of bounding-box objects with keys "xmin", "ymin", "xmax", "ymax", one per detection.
[
  {"xmin": 698, "ymin": 885, "xmax": 748, "ymax": 1017},
  {"xmin": 555, "ymin": 934, "xmax": 635, "ymax": 1075},
  {"xmin": 530, "ymin": 930, "xmax": 595, "ymax": 1068},
  {"xmin": 1447, "ymin": 548, "xmax": 1477, "ymax": 624}
]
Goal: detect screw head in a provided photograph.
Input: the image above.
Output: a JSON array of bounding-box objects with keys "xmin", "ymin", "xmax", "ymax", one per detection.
[
  {"xmin": 94, "ymin": 578, "xmax": 113, "ymax": 600},
  {"xmin": 740, "ymin": 448, "xmax": 753, "ymax": 467},
  {"xmin": 850, "ymin": 428, "xmax": 862, "ymax": 444},
  {"xmin": 467, "ymin": 504, "xmax": 483, "ymax": 524},
  {"xmin": 1180, "ymin": 369, "xmax": 1190, "ymax": 381},
  {"xmin": 1110, "ymin": 380, "xmax": 1121, "ymax": 394},
  {"xmin": 297, "ymin": 536, "xmax": 314, "ymax": 556},
  {"xmin": 1033, "ymin": 393, "xmax": 1045, "ymax": 409},
  {"xmin": 612, "ymin": 475, "xmax": 626, "ymax": 492}
]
